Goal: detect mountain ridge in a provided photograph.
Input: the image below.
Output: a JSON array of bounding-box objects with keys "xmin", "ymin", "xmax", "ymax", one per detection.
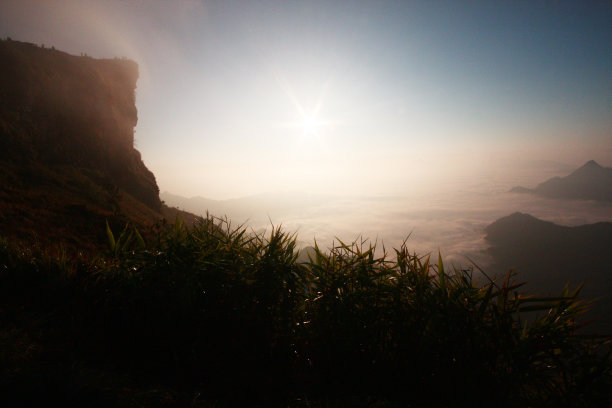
[
  {"xmin": 485, "ymin": 212, "xmax": 612, "ymax": 333},
  {"xmin": 510, "ymin": 160, "xmax": 612, "ymax": 202}
]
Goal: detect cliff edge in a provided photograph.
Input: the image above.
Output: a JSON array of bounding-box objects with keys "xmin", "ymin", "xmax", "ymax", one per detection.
[{"xmin": 0, "ymin": 40, "xmax": 187, "ymax": 248}]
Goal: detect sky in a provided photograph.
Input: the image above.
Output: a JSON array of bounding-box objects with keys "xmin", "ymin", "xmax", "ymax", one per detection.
[{"xmin": 1, "ymin": 0, "xmax": 611, "ymax": 199}]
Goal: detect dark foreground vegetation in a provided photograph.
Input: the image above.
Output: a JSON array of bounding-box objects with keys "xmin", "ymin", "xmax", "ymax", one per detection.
[{"xmin": 1, "ymin": 216, "xmax": 611, "ymax": 407}]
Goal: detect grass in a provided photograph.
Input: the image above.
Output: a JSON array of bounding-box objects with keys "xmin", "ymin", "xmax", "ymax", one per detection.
[{"xmin": 1, "ymin": 215, "xmax": 611, "ymax": 406}]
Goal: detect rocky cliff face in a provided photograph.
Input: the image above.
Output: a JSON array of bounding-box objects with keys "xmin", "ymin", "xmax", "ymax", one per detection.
[
  {"xmin": 0, "ymin": 39, "xmax": 160, "ymax": 210},
  {"xmin": 0, "ymin": 40, "xmax": 173, "ymax": 248}
]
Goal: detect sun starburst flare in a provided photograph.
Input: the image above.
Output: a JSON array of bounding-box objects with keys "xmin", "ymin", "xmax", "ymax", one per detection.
[{"xmin": 272, "ymin": 73, "xmax": 341, "ymax": 140}]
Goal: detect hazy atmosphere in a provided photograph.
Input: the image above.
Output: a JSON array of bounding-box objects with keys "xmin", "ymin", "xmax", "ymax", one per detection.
[
  {"xmin": 3, "ymin": 1, "xmax": 612, "ymax": 404},
  {"xmin": 2, "ymin": 0, "xmax": 610, "ymax": 198}
]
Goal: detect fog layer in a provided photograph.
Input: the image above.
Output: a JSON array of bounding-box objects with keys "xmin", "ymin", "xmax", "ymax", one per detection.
[{"xmin": 163, "ymin": 162, "xmax": 612, "ymax": 270}]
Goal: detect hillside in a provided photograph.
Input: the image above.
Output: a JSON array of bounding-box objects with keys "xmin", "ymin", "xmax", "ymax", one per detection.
[
  {"xmin": 485, "ymin": 212, "xmax": 612, "ymax": 333},
  {"xmin": 510, "ymin": 160, "xmax": 612, "ymax": 202},
  {"xmin": 0, "ymin": 40, "xmax": 194, "ymax": 249}
]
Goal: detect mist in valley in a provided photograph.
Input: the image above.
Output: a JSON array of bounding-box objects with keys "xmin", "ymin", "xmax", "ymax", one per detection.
[{"xmin": 162, "ymin": 159, "xmax": 612, "ymax": 270}]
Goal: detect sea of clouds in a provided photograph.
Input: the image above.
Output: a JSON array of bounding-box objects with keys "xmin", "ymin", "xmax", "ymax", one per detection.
[{"xmin": 164, "ymin": 164, "xmax": 612, "ymax": 271}]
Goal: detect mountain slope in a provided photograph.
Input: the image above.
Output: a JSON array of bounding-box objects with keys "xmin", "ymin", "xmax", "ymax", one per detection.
[
  {"xmin": 485, "ymin": 212, "xmax": 612, "ymax": 333},
  {"xmin": 510, "ymin": 160, "xmax": 612, "ymax": 202}
]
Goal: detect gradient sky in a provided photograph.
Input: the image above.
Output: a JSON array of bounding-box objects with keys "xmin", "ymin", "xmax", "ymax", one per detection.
[{"xmin": 1, "ymin": 0, "xmax": 611, "ymax": 198}]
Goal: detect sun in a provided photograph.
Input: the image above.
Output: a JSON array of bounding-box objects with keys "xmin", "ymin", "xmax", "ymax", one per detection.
[
  {"xmin": 273, "ymin": 75, "xmax": 341, "ymax": 142},
  {"xmin": 301, "ymin": 114, "xmax": 319, "ymax": 135}
]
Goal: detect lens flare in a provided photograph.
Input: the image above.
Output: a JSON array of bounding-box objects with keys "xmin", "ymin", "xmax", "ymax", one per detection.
[{"xmin": 301, "ymin": 114, "xmax": 319, "ymax": 135}]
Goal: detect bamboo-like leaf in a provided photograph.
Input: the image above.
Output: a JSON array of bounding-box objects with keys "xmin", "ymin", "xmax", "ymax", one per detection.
[
  {"xmin": 115, "ymin": 223, "xmax": 130, "ymax": 257},
  {"xmin": 478, "ymin": 283, "xmax": 494, "ymax": 318},
  {"xmin": 569, "ymin": 282, "xmax": 585, "ymax": 298},
  {"xmin": 105, "ymin": 220, "xmax": 115, "ymax": 252},
  {"xmin": 438, "ymin": 251, "xmax": 446, "ymax": 292},
  {"xmin": 518, "ymin": 296, "xmax": 576, "ymax": 303},
  {"xmin": 134, "ymin": 228, "xmax": 145, "ymax": 249},
  {"xmin": 520, "ymin": 319, "xmax": 530, "ymax": 340},
  {"xmin": 519, "ymin": 303, "xmax": 564, "ymax": 312}
]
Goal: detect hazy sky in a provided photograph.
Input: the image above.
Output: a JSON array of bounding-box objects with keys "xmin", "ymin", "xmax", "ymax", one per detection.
[{"xmin": 1, "ymin": 0, "xmax": 611, "ymax": 198}]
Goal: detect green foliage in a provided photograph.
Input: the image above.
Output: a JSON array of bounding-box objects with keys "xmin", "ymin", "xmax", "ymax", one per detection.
[
  {"xmin": 105, "ymin": 220, "xmax": 145, "ymax": 257},
  {"xmin": 0, "ymin": 217, "xmax": 611, "ymax": 406}
]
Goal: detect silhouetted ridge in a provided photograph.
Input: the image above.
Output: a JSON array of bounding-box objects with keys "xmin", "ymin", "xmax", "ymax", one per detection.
[
  {"xmin": 510, "ymin": 160, "xmax": 612, "ymax": 202},
  {"xmin": 486, "ymin": 212, "xmax": 566, "ymax": 242},
  {"xmin": 485, "ymin": 213, "xmax": 612, "ymax": 333},
  {"xmin": 582, "ymin": 159, "xmax": 600, "ymax": 168}
]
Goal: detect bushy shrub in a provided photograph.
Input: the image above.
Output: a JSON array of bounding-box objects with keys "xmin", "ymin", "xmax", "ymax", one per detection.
[{"xmin": 0, "ymin": 217, "xmax": 610, "ymax": 406}]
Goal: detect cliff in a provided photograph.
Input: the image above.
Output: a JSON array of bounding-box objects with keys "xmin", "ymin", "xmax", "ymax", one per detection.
[{"xmin": 0, "ymin": 40, "xmax": 188, "ymax": 248}]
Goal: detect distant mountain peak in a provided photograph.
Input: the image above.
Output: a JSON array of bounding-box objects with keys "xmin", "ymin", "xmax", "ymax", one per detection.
[
  {"xmin": 569, "ymin": 160, "xmax": 610, "ymax": 180},
  {"xmin": 488, "ymin": 212, "xmax": 546, "ymax": 229},
  {"xmin": 506, "ymin": 212, "xmax": 534, "ymax": 220},
  {"xmin": 575, "ymin": 159, "xmax": 602, "ymax": 172},
  {"xmin": 509, "ymin": 160, "xmax": 612, "ymax": 202}
]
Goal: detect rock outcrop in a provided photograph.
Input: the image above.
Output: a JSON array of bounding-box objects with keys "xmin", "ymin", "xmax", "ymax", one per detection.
[
  {"xmin": 0, "ymin": 40, "xmax": 178, "ymax": 248},
  {"xmin": 0, "ymin": 39, "xmax": 160, "ymax": 209}
]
